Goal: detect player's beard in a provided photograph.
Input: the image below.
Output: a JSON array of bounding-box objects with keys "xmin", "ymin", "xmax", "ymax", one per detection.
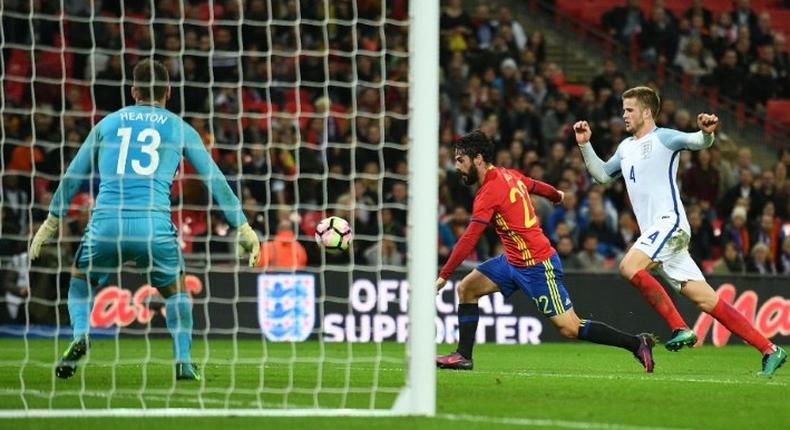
[{"xmin": 459, "ymin": 169, "xmax": 478, "ymax": 186}]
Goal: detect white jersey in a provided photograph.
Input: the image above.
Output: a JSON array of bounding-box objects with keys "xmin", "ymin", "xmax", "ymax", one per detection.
[{"xmin": 610, "ymin": 128, "xmax": 690, "ymax": 234}]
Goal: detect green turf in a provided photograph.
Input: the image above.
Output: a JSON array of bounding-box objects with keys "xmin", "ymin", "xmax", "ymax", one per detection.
[{"xmin": 1, "ymin": 339, "xmax": 789, "ymax": 429}]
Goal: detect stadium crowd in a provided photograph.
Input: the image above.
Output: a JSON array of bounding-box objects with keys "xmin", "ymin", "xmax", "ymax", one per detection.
[
  {"xmin": 1, "ymin": 0, "xmax": 790, "ymax": 291},
  {"xmin": 600, "ymin": 0, "xmax": 790, "ymax": 111}
]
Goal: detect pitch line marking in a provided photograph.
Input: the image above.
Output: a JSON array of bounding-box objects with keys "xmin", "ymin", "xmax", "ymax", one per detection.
[{"xmin": 438, "ymin": 413, "xmax": 696, "ymax": 430}]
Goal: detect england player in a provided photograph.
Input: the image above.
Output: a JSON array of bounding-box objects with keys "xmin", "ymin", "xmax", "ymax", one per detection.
[
  {"xmin": 29, "ymin": 59, "xmax": 261, "ymax": 381},
  {"xmin": 574, "ymin": 86, "xmax": 786, "ymax": 376},
  {"xmin": 435, "ymin": 130, "xmax": 656, "ymax": 372}
]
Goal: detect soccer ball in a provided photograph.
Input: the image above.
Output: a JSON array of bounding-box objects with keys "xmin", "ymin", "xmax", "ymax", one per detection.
[{"xmin": 314, "ymin": 216, "xmax": 352, "ymax": 254}]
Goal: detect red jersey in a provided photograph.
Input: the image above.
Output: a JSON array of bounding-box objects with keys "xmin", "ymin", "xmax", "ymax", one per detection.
[{"xmin": 439, "ymin": 166, "xmax": 562, "ymax": 279}]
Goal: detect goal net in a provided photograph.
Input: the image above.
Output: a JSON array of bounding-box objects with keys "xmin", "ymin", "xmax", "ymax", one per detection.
[{"xmin": 0, "ymin": 0, "xmax": 436, "ymax": 417}]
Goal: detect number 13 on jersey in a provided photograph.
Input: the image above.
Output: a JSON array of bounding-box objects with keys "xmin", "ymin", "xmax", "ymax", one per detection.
[{"xmin": 116, "ymin": 127, "xmax": 161, "ymax": 175}]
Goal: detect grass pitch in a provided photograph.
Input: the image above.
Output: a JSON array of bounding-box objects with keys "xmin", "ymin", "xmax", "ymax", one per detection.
[{"xmin": 1, "ymin": 338, "xmax": 788, "ymax": 429}]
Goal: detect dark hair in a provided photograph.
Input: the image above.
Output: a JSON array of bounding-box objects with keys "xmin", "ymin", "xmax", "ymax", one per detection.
[
  {"xmin": 452, "ymin": 129, "xmax": 495, "ymax": 163},
  {"xmin": 622, "ymin": 86, "xmax": 660, "ymax": 119},
  {"xmin": 133, "ymin": 59, "xmax": 170, "ymax": 101}
]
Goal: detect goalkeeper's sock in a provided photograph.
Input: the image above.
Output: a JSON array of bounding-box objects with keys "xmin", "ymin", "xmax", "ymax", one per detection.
[
  {"xmin": 710, "ymin": 297, "xmax": 774, "ymax": 355},
  {"xmin": 577, "ymin": 320, "xmax": 640, "ymax": 352},
  {"xmin": 629, "ymin": 270, "xmax": 687, "ymax": 331},
  {"xmin": 67, "ymin": 277, "xmax": 91, "ymax": 341},
  {"xmin": 456, "ymin": 303, "xmax": 479, "ymax": 360},
  {"xmin": 166, "ymin": 293, "xmax": 193, "ymax": 363}
]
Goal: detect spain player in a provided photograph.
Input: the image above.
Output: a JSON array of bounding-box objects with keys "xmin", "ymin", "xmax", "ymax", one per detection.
[
  {"xmin": 435, "ymin": 130, "xmax": 655, "ymax": 372},
  {"xmin": 574, "ymin": 86, "xmax": 786, "ymax": 376},
  {"xmin": 29, "ymin": 59, "xmax": 261, "ymax": 381}
]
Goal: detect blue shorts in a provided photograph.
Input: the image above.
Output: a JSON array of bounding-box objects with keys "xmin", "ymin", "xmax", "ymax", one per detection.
[
  {"xmin": 477, "ymin": 253, "xmax": 572, "ymax": 317},
  {"xmin": 74, "ymin": 216, "xmax": 183, "ymax": 288}
]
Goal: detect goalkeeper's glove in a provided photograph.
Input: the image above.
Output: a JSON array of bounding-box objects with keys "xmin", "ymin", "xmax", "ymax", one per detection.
[
  {"xmin": 237, "ymin": 223, "xmax": 261, "ymax": 267},
  {"xmin": 30, "ymin": 214, "xmax": 59, "ymax": 260}
]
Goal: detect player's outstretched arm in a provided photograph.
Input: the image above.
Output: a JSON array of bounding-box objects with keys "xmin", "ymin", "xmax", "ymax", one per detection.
[
  {"xmin": 659, "ymin": 114, "xmax": 718, "ymax": 151},
  {"xmin": 523, "ymin": 177, "xmax": 563, "ymax": 204},
  {"xmin": 573, "ymin": 121, "xmax": 621, "ymax": 184},
  {"xmin": 436, "ymin": 221, "xmax": 487, "ymax": 290},
  {"xmin": 182, "ymin": 125, "xmax": 260, "ymax": 266},
  {"xmin": 33, "ymin": 127, "xmax": 100, "ymax": 260}
]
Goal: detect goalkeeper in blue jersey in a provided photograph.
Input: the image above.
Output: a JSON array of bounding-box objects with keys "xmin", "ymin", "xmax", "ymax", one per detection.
[{"xmin": 29, "ymin": 59, "xmax": 260, "ymax": 381}]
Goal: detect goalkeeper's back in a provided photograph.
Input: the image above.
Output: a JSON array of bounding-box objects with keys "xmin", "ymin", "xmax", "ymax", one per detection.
[{"xmin": 49, "ymin": 64, "xmax": 244, "ymax": 228}]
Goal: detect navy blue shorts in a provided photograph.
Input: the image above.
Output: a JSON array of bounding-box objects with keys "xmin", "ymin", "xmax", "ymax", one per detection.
[{"xmin": 477, "ymin": 253, "xmax": 572, "ymax": 317}]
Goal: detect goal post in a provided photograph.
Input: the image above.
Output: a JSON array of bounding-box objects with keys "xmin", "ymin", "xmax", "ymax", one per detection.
[
  {"xmin": 0, "ymin": 0, "xmax": 437, "ymax": 419},
  {"xmin": 394, "ymin": 0, "xmax": 438, "ymax": 416}
]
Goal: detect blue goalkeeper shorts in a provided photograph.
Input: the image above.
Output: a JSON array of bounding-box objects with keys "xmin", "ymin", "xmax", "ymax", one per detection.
[
  {"xmin": 74, "ymin": 216, "xmax": 183, "ymax": 288},
  {"xmin": 477, "ymin": 253, "xmax": 572, "ymax": 317}
]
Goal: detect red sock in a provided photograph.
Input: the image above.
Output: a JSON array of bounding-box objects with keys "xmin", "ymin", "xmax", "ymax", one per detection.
[
  {"xmin": 710, "ymin": 298, "xmax": 774, "ymax": 355},
  {"xmin": 630, "ymin": 270, "xmax": 687, "ymax": 331}
]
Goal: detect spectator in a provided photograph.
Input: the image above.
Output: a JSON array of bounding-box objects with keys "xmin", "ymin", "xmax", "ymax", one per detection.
[
  {"xmin": 524, "ymin": 75, "xmax": 549, "ymax": 109},
  {"xmin": 6, "ymin": 136, "xmax": 43, "ymax": 174},
  {"xmin": 721, "ymin": 167, "xmax": 756, "ymax": 218},
  {"xmin": 711, "ymin": 241, "xmax": 747, "ymax": 274},
  {"xmin": 363, "ymin": 237, "xmax": 405, "ymax": 267},
  {"xmin": 573, "ymin": 233, "xmax": 607, "ymax": 272},
  {"xmin": 711, "ymin": 12, "xmax": 739, "ymax": 57},
  {"xmin": 752, "ymin": 12, "xmax": 774, "ymax": 47},
  {"xmin": 732, "ymin": 0, "xmax": 759, "ymax": 37},
  {"xmin": 640, "ymin": 6, "xmax": 679, "ymax": 63},
  {"xmin": 684, "ymin": 0, "xmax": 712, "ymax": 28},
  {"xmin": 772, "ymin": 34, "xmax": 790, "ymax": 95},
  {"xmin": 547, "ymin": 186, "xmax": 582, "ymax": 243},
  {"xmin": 751, "ymin": 213, "xmax": 783, "ymax": 264},
  {"xmin": 777, "ymin": 238, "xmax": 790, "ymax": 275},
  {"xmin": 744, "ymin": 61, "xmax": 778, "ymax": 110},
  {"xmin": 541, "ymin": 95, "xmax": 575, "ymax": 144},
  {"xmin": 722, "ymin": 205, "xmax": 751, "ymax": 258},
  {"xmin": 579, "ymin": 186, "xmax": 618, "ymax": 231},
  {"xmin": 470, "ymin": 5, "xmax": 494, "ymax": 49},
  {"xmin": 580, "ymin": 205, "xmax": 623, "ymax": 258},
  {"xmin": 591, "ymin": 59, "xmax": 622, "ymax": 94},
  {"xmin": 708, "ymin": 49, "xmax": 745, "ymax": 101},
  {"xmin": 747, "ymin": 242, "xmax": 776, "ymax": 274},
  {"xmin": 491, "ymin": 6, "xmax": 527, "ymax": 51},
  {"xmin": 688, "ymin": 205, "xmax": 716, "ymax": 265},
  {"xmin": 602, "ymin": 0, "xmax": 644, "ymax": 44},
  {"xmin": 683, "ymin": 149, "xmax": 719, "ymax": 213},
  {"xmin": 555, "ymin": 236, "xmax": 580, "ymax": 270},
  {"xmin": 674, "ymin": 38, "xmax": 716, "ymax": 83},
  {"xmin": 753, "ymin": 170, "xmax": 786, "ymax": 216},
  {"xmin": 527, "ymin": 30, "xmax": 546, "ymax": 63},
  {"xmin": 616, "ymin": 212, "xmax": 639, "ymax": 250}
]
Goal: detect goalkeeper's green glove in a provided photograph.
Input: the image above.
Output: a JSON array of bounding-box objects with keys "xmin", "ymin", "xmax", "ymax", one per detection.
[
  {"xmin": 30, "ymin": 214, "xmax": 59, "ymax": 260},
  {"xmin": 237, "ymin": 223, "xmax": 261, "ymax": 267}
]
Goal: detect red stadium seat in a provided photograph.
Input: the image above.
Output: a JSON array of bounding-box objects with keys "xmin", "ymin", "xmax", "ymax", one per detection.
[
  {"xmin": 703, "ymin": 0, "xmax": 733, "ymax": 16},
  {"xmin": 581, "ymin": 3, "xmax": 612, "ymax": 28},
  {"xmin": 768, "ymin": 9, "xmax": 790, "ymax": 35},
  {"xmin": 765, "ymin": 99, "xmax": 790, "ymax": 142}
]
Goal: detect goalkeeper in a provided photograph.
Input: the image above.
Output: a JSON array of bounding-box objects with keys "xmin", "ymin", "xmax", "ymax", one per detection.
[{"xmin": 29, "ymin": 59, "xmax": 260, "ymax": 381}]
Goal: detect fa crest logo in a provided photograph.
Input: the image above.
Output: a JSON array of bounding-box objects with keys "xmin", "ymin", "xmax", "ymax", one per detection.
[
  {"xmin": 258, "ymin": 274, "xmax": 315, "ymax": 342},
  {"xmin": 640, "ymin": 141, "xmax": 652, "ymax": 159}
]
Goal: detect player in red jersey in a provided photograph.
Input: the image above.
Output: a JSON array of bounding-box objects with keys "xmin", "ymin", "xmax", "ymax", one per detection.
[{"xmin": 435, "ymin": 130, "xmax": 656, "ymax": 371}]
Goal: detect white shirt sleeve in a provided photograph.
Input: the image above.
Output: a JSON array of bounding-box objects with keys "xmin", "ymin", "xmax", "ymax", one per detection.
[
  {"xmin": 578, "ymin": 142, "xmax": 623, "ymax": 184},
  {"xmin": 656, "ymin": 128, "xmax": 715, "ymax": 151}
]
